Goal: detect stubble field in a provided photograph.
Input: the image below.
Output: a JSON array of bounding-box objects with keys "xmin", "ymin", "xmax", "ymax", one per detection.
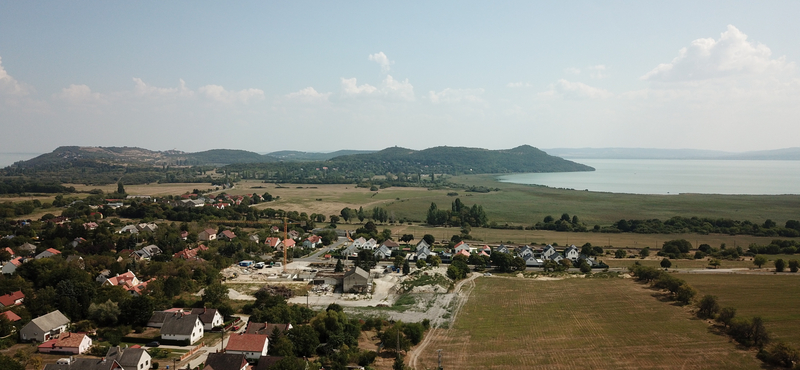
[
  {"xmin": 678, "ymin": 273, "xmax": 800, "ymax": 348},
  {"xmin": 416, "ymin": 277, "xmax": 762, "ymax": 370}
]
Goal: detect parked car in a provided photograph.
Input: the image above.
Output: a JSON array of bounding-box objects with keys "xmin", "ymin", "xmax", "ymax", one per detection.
[{"xmin": 145, "ymin": 341, "xmax": 160, "ymax": 347}]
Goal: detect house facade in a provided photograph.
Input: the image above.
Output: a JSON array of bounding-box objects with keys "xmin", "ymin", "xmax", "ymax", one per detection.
[
  {"xmin": 160, "ymin": 313, "xmax": 204, "ymax": 344},
  {"xmin": 225, "ymin": 333, "xmax": 269, "ymax": 360},
  {"xmin": 38, "ymin": 332, "xmax": 92, "ymax": 354},
  {"xmin": 20, "ymin": 310, "xmax": 70, "ymax": 342}
]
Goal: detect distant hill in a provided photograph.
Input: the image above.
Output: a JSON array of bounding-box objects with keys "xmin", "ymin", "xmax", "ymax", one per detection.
[
  {"xmin": 545, "ymin": 147, "xmax": 800, "ymax": 160},
  {"xmin": 12, "ymin": 146, "xmax": 276, "ymax": 169},
  {"xmin": 266, "ymin": 150, "xmax": 375, "ymax": 161},
  {"xmin": 225, "ymin": 145, "xmax": 594, "ymax": 184},
  {"xmin": 331, "ymin": 145, "xmax": 594, "ymax": 173},
  {"xmin": 2, "ymin": 144, "xmax": 592, "ymax": 185}
]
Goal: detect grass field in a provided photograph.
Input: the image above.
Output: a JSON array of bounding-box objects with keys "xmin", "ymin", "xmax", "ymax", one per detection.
[
  {"xmin": 417, "ymin": 277, "xmax": 762, "ymax": 370},
  {"xmin": 678, "ymin": 273, "xmax": 800, "ymax": 348}
]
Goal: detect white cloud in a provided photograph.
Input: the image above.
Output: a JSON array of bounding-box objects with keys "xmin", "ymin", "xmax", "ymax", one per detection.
[
  {"xmin": 642, "ymin": 25, "xmax": 794, "ymax": 82},
  {"xmin": 285, "ymin": 87, "xmax": 331, "ymax": 101},
  {"xmin": 588, "ymin": 65, "xmax": 608, "ymax": 79},
  {"xmin": 381, "ymin": 75, "xmax": 415, "ymax": 101},
  {"xmin": 133, "ymin": 78, "xmax": 194, "ymax": 98},
  {"xmin": 341, "ymin": 75, "xmax": 414, "ymax": 101},
  {"xmin": 428, "ymin": 88, "xmax": 485, "ymax": 103},
  {"xmin": 0, "ymin": 56, "xmax": 31, "ymax": 96},
  {"xmin": 368, "ymin": 52, "xmax": 394, "ymax": 73},
  {"xmin": 198, "ymin": 85, "xmax": 264, "ymax": 104},
  {"xmin": 341, "ymin": 77, "xmax": 378, "ymax": 95},
  {"xmin": 564, "ymin": 67, "xmax": 581, "ymax": 75},
  {"xmin": 539, "ymin": 79, "xmax": 613, "ymax": 100},
  {"xmin": 54, "ymin": 84, "xmax": 105, "ymax": 104}
]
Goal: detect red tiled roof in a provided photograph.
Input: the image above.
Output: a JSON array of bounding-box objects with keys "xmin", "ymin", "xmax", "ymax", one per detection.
[
  {"xmin": 264, "ymin": 237, "xmax": 281, "ymax": 247},
  {"xmin": 226, "ymin": 333, "xmax": 268, "ymax": 352},
  {"xmin": 1, "ymin": 310, "xmax": 21, "ymax": 322},
  {"xmin": 39, "ymin": 332, "xmax": 88, "ymax": 349},
  {"xmin": 0, "ymin": 290, "xmax": 24, "ymax": 306},
  {"xmin": 283, "ymin": 239, "xmax": 296, "ymax": 248},
  {"xmin": 45, "ymin": 248, "xmax": 61, "ymax": 255}
]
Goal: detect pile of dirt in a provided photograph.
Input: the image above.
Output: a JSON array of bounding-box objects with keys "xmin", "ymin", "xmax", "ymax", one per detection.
[{"xmin": 258, "ymin": 285, "xmax": 294, "ymax": 299}]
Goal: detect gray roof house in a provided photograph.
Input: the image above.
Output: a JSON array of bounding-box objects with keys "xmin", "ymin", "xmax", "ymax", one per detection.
[
  {"xmin": 161, "ymin": 313, "xmax": 204, "ymax": 344},
  {"xmin": 131, "ymin": 245, "xmax": 162, "ymax": 260},
  {"xmin": 20, "ymin": 310, "xmax": 70, "ymax": 342},
  {"xmin": 190, "ymin": 308, "xmax": 224, "ymax": 331},
  {"xmin": 106, "ymin": 345, "xmax": 152, "ymax": 370},
  {"xmin": 415, "ymin": 240, "xmax": 430, "ymax": 252},
  {"xmin": 564, "ymin": 245, "xmax": 580, "ymax": 261},
  {"xmin": 373, "ymin": 245, "xmax": 392, "ymax": 260},
  {"xmin": 496, "ymin": 244, "xmax": 510, "ymax": 254},
  {"xmin": 343, "ymin": 267, "xmax": 371, "ymax": 293}
]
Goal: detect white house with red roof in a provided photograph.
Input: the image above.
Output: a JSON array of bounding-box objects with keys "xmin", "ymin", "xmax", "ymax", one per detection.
[
  {"xmin": 38, "ymin": 332, "xmax": 92, "ymax": 354},
  {"xmin": 453, "ymin": 241, "xmax": 471, "ymax": 254},
  {"xmin": 264, "ymin": 237, "xmax": 281, "ymax": 249},
  {"xmin": 100, "ymin": 271, "xmax": 154, "ymax": 296},
  {"xmin": 281, "ymin": 239, "xmax": 296, "ymax": 250},
  {"xmin": 0, "ymin": 290, "xmax": 24, "ymax": 308},
  {"xmin": 303, "ymin": 235, "xmax": 322, "ymax": 248},
  {"xmin": 225, "ymin": 333, "xmax": 269, "ymax": 360}
]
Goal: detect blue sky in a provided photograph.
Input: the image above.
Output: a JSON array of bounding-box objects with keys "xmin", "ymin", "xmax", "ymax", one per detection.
[{"xmin": 1, "ymin": 1, "xmax": 799, "ymax": 154}]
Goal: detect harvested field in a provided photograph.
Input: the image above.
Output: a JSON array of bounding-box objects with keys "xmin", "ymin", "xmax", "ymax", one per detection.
[
  {"xmin": 416, "ymin": 277, "xmax": 762, "ymax": 370},
  {"xmin": 678, "ymin": 273, "xmax": 800, "ymax": 347}
]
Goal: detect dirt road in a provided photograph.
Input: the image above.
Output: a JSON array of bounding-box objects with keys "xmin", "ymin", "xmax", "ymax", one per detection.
[{"xmin": 407, "ymin": 273, "xmax": 479, "ymax": 369}]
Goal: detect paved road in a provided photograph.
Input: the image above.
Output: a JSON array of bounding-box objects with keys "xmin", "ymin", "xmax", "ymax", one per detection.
[
  {"xmin": 295, "ymin": 236, "xmax": 348, "ymax": 262},
  {"xmin": 156, "ymin": 314, "xmax": 249, "ymax": 370}
]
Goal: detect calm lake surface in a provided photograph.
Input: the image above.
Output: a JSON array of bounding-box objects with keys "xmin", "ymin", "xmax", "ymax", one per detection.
[
  {"xmin": 497, "ymin": 159, "xmax": 800, "ymax": 195},
  {"xmin": 0, "ymin": 153, "xmax": 41, "ymax": 167}
]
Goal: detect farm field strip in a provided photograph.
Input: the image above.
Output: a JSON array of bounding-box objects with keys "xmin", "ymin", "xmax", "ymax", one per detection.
[
  {"xmin": 417, "ymin": 277, "xmax": 762, "ymax": 370},
  {"xmin": 678, "ymin": 273, "xmax": 800, "ymax": 348}
]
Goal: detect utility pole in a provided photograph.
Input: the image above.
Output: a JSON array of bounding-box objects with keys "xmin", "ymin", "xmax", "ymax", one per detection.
[{"xmin": 437, "ymin": 349, "xmax": 443, "ymax": 370}]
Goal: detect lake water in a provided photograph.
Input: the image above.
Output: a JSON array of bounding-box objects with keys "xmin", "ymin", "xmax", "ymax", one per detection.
[
  {"xmin": 0, "ymin": 153, "xmax": 41, "ymax": 167},
  {"xmin": 497, "ymin": 159, "xmax": 800, "ymax": 195}
]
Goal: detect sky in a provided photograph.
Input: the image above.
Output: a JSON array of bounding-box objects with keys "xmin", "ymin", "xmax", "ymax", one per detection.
[{"xmin": 1, "ymin": 1, "xmax": 799, "ymax": 154}]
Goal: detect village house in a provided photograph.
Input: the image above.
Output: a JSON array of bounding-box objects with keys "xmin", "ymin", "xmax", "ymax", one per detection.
[
  {"xmin": 564, "ymin": 245, "xmax": 580, "ymax": 261},
  {"xmin": 20, "ymin": 310, "xmax": 70, "ymax": 342},
  {"xmin": 343, "ymin": 267, "xmax": 371, "ymax": 293},
  {"xmin": 1, "ymin": 257, "xmax": 22, "ymax": 274},
  {"xmin": 173, "ymin": 245, "xmax": 209, "ymax": 260},
  {"xmin": 303, "ymin": 235, "xmax": 322, "ymax": 248},
  {"xmin": 218, "ymin": 230, "xmax": 236, "ymax": 241},
  {"xmin": 249, "ymin": 234, "xmax": 260, "ymax": 243},
  {"xmin": 130, "ymin": 245, "xmax": 162, "ymax": 261},
  {"xmin": 264, "ymin": 237, "xmax": 281, "ymax": 249},
  {"xmin": 454, "ymin": 241, "xmax": 471, "ymax": 254},
  {"xmin": 35, "ymin": 248, "xmax": 62, "ymax": 260},
  {"xmin": 373, "ymin": 244, "xmax": 392, "ymax": 260},
  {"xmin": 245, "ymin": 322, "xmax": 293, "ymax": 335},
  {"xmin": 1, "ymin": 310, "xmax": 21, "ymax": 322},
  {"xmin": 351, "ymin": 237, "xmax": 366, "ymax": 249},
  {"xmin": 160, "ymin": 313, "xmax": 204, "ymax": 344},
  {"xmin": 203, "ymin": 353, "xmax": 248, "ymax": 370},
  {"xmin": 225, "ymin": 333, "xmax": 270, "ymax": 361},
  {"xmin": 190, "ymin": 307, "xmax": 224, "ymax": 330},
  {"xmin": 117, "ymin": 225, "xmax": 139, "ymax": 234},
  {"xmin": 38, "ymin": 332, "xmax": 92, "ymax": 355},
  {"xmin": 198, "ymin": 228, "xmax": 218, "ymax": 241},
  {"xmin": 105, "ymin": 345, "xmax": 152, "ymax": 370},
  {"xmin": 381, "ymin": 239, "xmax": 400, "ymax": 251},
  {"xmin": 0, "ymin": 290, "xmax": 24, "ymax": 308},
  {"xmin": 19, "ymin": 242, "xmax": 37, "ymax": 256}
]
